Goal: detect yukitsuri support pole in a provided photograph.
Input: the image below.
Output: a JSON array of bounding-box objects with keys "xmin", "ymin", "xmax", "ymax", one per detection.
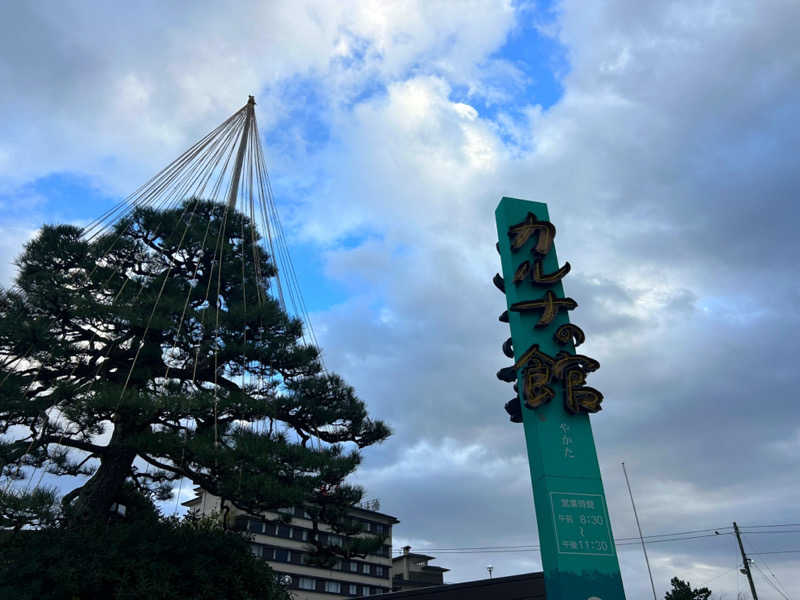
[
  {"xmin": 495, "ymin": 196, "xmax": 626, "ymax": 600},
  {"xmin": 227, "ymin": 95, "xmax": 255, "ymax": 210}
]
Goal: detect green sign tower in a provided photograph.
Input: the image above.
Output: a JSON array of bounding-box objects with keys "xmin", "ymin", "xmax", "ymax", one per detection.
[{"xmin": 494, "ymin": 197, "xmax": 626, "ymax": 600}]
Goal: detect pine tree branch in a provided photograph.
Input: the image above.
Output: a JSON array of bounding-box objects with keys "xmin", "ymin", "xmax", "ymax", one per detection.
[
  {"xmin": 165, "ymin": 367, "xmax": 241, "ymax": 393},
  {"xmin": 138, "ymin": 454, "xmax": 189, "ymax": 480},
  {"xmin": 40, "ymin": 435, "xmax": 107, "ymax": 456}
]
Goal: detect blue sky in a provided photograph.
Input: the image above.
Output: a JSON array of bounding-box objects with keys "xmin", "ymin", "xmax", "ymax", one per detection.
[
  {"xmin": 0, "ymin": 3, "xmax": 568, "ymax": 312},
  {"xmin": 2, "ymin": 1, "xmax": 800, "ymax": 598},
  {"xmin": 257, "ymin": 3, "xmax": 566, "ymax": 313}
]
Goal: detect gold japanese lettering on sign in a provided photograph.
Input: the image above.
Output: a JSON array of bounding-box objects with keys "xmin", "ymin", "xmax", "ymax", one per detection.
[
  {"xmin": 513, "ymin": 259, "xmax": 572, "ymax": 286},
  {"xmin": 508, "ymin": 212, "xmax": 555, "ymax": 254},
  {"xmin": 506, "ymin": 344, "xmax": 604, "ymax": 414},
  {"xmin": 495, "ymin": 211, "xmax": 603, "ymax": 418},
  {"xmin": 510, "ymin": 289, "xmax": 577, "ymax": 328},
  {"xmin": 554, "ymin": 323, "xmax": 585, "ymax": 348},
  {"xmin": 553, "ymin": 353, "xmax": 602, "ymax": 414}
]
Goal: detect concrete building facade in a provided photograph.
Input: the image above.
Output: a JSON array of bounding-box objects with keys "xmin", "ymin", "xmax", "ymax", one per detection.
[{"xmin": 185, "ymin": 489, "xmax": 398, "ymax": 599}]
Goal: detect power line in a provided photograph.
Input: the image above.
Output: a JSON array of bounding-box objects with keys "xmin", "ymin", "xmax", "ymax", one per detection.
[
  {"xmin": 634, "ymin": 526, "xmax": 732, "ymax": 539},
  {"xmin": 743, "ymin": 533, "xmax": 794, "ymax": 600},
  {"xmin": 698, "ymin": 566, "xmax": 741, "ymax": 588},
  {"xmin": 757, "ymin": 560, "xmax": 793, "ymax": 600},
  {"xmin": 389, "ymin": 522, "xmax": 800, "ymax": 554},
  {"xmin": 751, "ymin": 561, "xmax": 791, "ymax": 600},
  {"xmin": 741, "ymin": 523, "xmax": 800, "ymax": 529},
  {"xmin": 391, "ymin": 531, "xmax": 735, "ymax": 555},
  {"xmin": 628, "ymin": 533, "xmax": 733, "ymax": 546},
  {"xmin": 395, "ymin": 528, "xmax": 730, "ymax": 551},
  {"xmin": 741, "ymin": 530, "xmax": 800, "ymax": 535}
]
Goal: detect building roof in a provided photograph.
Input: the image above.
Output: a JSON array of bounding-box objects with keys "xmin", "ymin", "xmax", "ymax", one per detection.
[
  {"xmin": 182, "ymin": 488, "xmax": 400, "ymax": 523},
  {"xmin": 392, "ymin": 552, "xmax": 437, "ymax": 562},
  {"xmin": 417, "ymin": 565, "xmax": 449, "ymax": 573},
  {"xmin": 354, "ymin": 572, "xmax": 545, "ymax": 600},
  {"xmin": 346, "ymin": 503, "xmax": 401, "ymax": 524},
  {"xmin": 180, "ymin": 486, "xmax": 204, "ymax": 507}
]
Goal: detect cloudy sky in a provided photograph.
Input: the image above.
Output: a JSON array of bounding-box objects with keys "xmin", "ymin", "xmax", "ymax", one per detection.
[{"xmin": 2, "ymin": 1, "xmax": 799, "ymax": 597}]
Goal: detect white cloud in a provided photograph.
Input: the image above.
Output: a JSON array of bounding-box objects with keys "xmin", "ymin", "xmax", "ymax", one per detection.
[
  {"xmin": 0, "ymin": 1, "xmax": 517, "ymax": 191},
  {"xmin": 303, "ymin": 2, "xmax": 800, "ymax": 596},
  {"xmin": 2, "ymin": 0, "xmax": 800, "ymax": 597},
  {"xmin": 0, "ymin": 224, "xmax": 37, "ymax": 285}
]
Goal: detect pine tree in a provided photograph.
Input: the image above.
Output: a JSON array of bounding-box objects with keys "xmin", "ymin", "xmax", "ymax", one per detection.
[
  {"xmin": 665, "ymin": 577, "xmax": 713, "ymax": 600},
  {"xmin": 0, "ymin": 199, "xmax": 390, "ymax": 557}
]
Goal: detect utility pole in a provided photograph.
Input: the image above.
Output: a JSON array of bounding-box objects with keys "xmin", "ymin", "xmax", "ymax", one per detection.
[
  {"xmin": 622, "ymin": 462, "xmax": 657, "ymax": 600},
  {"xmin": 733, "ymin": 521, "xmax": 759, "ymax": 600}
]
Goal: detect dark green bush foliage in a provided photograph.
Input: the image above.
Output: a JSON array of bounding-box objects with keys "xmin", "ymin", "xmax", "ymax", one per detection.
[{"xmin": 0, "ymin": 509, "xmax": 290, "ymax": 600}]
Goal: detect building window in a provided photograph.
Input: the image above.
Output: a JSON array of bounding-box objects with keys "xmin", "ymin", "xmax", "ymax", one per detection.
[
  {"xmin": 264, "ymin": 523, "xmax": 276, "ymax": 536},
  {"xmin": 249, "ymin": 544, "xmax": 261, "ymax": 557},
  {"xmin": 275, "ymin": 549, "xmax": 289, "ymax": 562},
  {"xmin": 362, "ymin": 563, "xmax": 370, "ymax": 575},
  {"xmin": 298, "ymin": 577, "xmax": 315, "ymax": 590},
  {"xmin": 374, "ymin": 566, "xmax": 385, "ymax": 577},
  {"xmin": 349, "ymin": 584, "xmax": 358, "ymax": 595},
  {"xmin": 374, "ymin": 523, "xmax": 383, "ymax": 534},
  {"xmin": 349, "ymin": 561, "xmax": 358, "ymax": 573},
  {"xmin": 329, "ymin": 534, "xmax": 342, "ymax": 547},
  {"xmin": 277, "ymin": 525, "xmax": 290, "ymax": 538},
  {"xmin": 324, "ymin": 581, "xmax": 341, "ymax": 593},
  {"xmin": 301, "ymin": 529, "xmax": 309, "ymax": 541},
  {"xmin": 362, "ymin": 587, "xmax": 371, "ymax": 597},
  {"xmin": 248, "ymin": 520, "xmax": 263, "ymax": 534}
]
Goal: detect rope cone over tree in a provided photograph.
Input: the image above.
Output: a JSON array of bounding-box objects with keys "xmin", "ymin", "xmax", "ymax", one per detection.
[{"xmin": 0, "ymin": 98, "xmax": 391, "ymax": 567}]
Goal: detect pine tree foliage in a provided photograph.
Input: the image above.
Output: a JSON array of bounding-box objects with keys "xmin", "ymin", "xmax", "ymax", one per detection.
[
  {"xmin": 0, "ymin": 200, "xmax": 390, "ymax": 557},
  {"xmin": 664, "ymin": 577, "xmax": 712, "ymax": 600},
  {"xmin": 0, "ymin": 487, "xmax": 59, "ymax": 531}
]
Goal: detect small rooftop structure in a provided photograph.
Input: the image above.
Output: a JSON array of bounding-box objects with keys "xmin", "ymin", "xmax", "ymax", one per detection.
[{"xmin": 391, "ymin": 545, "xmax": 450, "ymax": 592}]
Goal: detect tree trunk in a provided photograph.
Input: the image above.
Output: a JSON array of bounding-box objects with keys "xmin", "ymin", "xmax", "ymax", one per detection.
[{"xmin": 68, "ymin": 422, "xmax": 137, "ymax": 524}]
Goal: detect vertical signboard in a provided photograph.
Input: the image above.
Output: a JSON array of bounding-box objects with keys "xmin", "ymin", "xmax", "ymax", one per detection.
[{"xmin": 495, "ymin": 197, "xmax": 626, "ymax": 600}]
